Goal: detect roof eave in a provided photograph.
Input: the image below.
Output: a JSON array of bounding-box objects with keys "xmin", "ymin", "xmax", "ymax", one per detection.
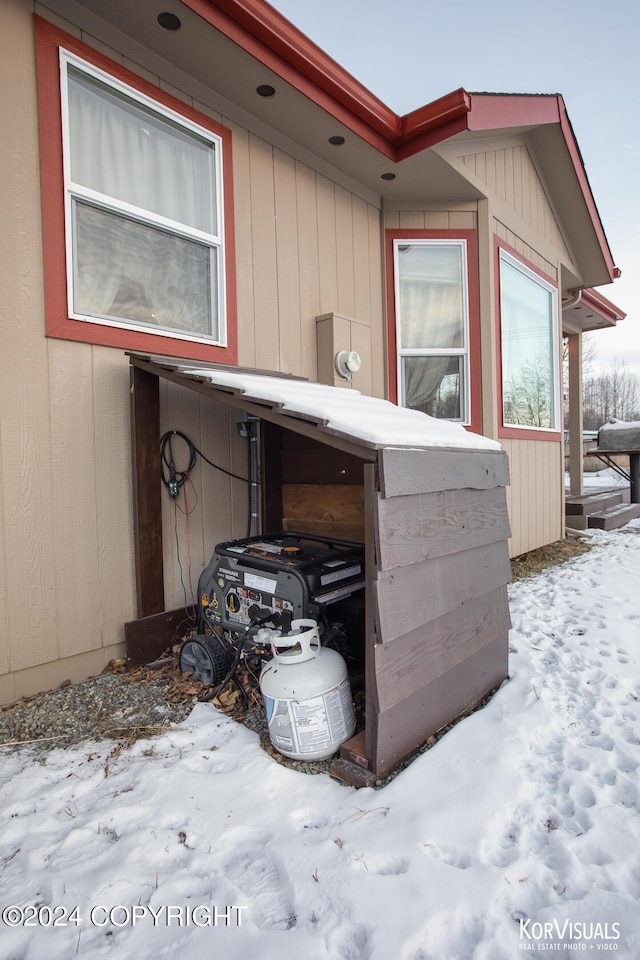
[{"xmin": 180, "ymin": 0, "xmax": 618, "ymax": 282}]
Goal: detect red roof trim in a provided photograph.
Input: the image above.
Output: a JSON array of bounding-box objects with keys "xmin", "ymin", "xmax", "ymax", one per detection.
[
  {"xmin": 184, "ymin": 2, "xmax": 616, "ymax": 279},
  {"xmin": 579, "ymin": 288, "xmax": 626, "ymax": 326},
  {"xmin": 467, "ymin": 92, "xmax": 561, "ymax": 129},
  {"xmin": 557, "ymin": 99, "xmax": 618, "ymax": 282}
]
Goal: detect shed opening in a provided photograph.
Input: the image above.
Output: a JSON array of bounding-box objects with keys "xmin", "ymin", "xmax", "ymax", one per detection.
[{"xmin": 126, "ymin": 354, "xmax": 512, "ymax": 782}]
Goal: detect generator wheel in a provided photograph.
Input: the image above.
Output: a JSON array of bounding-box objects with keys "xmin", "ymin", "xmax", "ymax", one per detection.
[{"xmin": 179, "ymin": 634, "xmax": 230, "ymax": 686}]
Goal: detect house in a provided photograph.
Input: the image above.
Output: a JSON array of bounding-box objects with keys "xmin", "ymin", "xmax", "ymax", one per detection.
[{"xmin": 0, "ymin": 0, "xmax": 624, "ymax": 709}]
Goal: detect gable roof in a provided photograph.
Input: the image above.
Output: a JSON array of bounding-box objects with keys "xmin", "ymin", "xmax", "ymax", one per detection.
[
  {"xmin": 46, "ymin": 0, "xmax": 620, "ymax": 291},
  {"xmin": 178, "ymin": 0, "xmax": 618, "ymax": 285}
]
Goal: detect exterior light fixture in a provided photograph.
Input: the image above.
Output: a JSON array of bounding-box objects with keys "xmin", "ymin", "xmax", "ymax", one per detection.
[
  {"xmin": 328, "ymin": 135, "xmax": 345, "ymax": 145},
  {"xmin": 157, "ymin": 12, "xmax": 181, "ymax": 30},
  {"xmin": 335, "ymin": 350, "xmax": 362, "ymax": 381},
  {"xmin": 380, "ymin": 172, "xmax": 396, "ymax": 181},
  {"xmin": 256, "ymin": 84, "xmax": 276, "ymax": 97}
]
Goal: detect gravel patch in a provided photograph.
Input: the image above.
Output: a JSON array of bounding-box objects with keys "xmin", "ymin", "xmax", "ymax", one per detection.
[
  {"xmin": 0, "ymin": 666, "xmax": 193, "ymax": 754},
  {"xmin": 0, "ymin": 659, "xmax": 493, "ymax": 788},
  {"xmin": 0, "ymin": 660, "xmax": 337, "ymax": 777}
]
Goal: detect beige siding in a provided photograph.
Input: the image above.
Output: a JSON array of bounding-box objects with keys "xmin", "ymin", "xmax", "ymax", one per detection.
[
  {"xmin": 230, "ymin": 139, "xmax": 384, "ymax": 385},
  {"xmin": 502, "ymin": 438, "xmax": 564, "ymax": 557},
  {"xmin": 383, "ymin": 207, "xmax": 477, "ymax": 233},
  {"xmin": 462, "ymin": 144, "xmax": 570, "ymax": 260},
  {"xmin": 159, "ymin": 386, "xmax": 250, "ymax": 612},
  {"xmin": 494, "ymin": 220, "xmax": 557, "ymax": 281},
  {"xmin": 0, "ymin": 1, "xmax": 387, "ymax": 702},
  {"xmin": 383, "ymin": 202, "xmax": 566, "ymax": 557}
]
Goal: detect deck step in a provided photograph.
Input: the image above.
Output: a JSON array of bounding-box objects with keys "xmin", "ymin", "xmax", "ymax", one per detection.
[
  {"xmin": 587, "ymin": 503, "xmax": 640, "ymax": 530},
  {"xmin": 566, "ymin": 490, "xmax": 625, "ymax": 516}
]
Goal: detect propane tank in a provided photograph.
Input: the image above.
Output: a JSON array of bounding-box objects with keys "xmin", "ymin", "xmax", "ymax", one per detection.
[{"xmin": 259, "ymin": 619, "xmax": 356, "ymax": 761}]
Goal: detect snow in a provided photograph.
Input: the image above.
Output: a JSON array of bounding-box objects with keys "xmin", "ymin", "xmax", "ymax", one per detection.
[
  {"xmin": 599, "ymin": 420, "xmax": 640, "ymax": 432},
  {"xmin": 3, "ymin": 523, "xmax": 640, "ymax": 959},
  {"xmin": 180, "ymin": 367, "xmax": 502, "ymax": 451}
]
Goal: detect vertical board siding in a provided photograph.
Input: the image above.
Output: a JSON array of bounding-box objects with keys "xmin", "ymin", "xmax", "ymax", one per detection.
[
  {"xmin": 48, "ymin": 340, "xmax": 100, "ymax": 661},
  {"xmin": 502, "ymin": 438, "xmax": 563, "ymax": 556},
  {"xmin": 1, "ymin": 0, "xmax": 56, "ymax": 675},
  {"xmin": 464, "ymin": 145, "xmax": 570, "ymax": 258},
  {"xmin": 234, "ymin": 153, "xmax": 384, "ymax": 387},
  {"xmin": 92, "ymin": 347, "xmax": 137, "ymax": 648},
  {"xmin": 316, "ymin": 174, "xmax": 340, "ymax": 315},
  {"xmin": 295, "ymin": 162, "xmax": 322, "ymax": 382},
  {"xmin": 227, "ymin": 121, "xmax": 256, "ymax": 369},
  {"xmin": 248, "ymin": 134, "xmax": 280, "ymax": 372},
  {"xmin": 367, "ymin": 203, "xmax": 385, "ymax": 398},
  {"xmin": 160, "ymin": 383, "xmax": 251, "ymax": 612},
  {"xmin": 274, "ymin": 148, "xmax": 302, "ymax": 374},
  {"xmin": 160, "ymin": 380, "xmax": 205, "ymax": 613},
  {"xmin": 335, "ymin": 184, "xmax": 356, "ymax": 317}
]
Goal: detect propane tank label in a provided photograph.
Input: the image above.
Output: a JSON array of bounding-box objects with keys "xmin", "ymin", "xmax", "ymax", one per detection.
[{"xmin": 262, "ymin": 678, "xmax": 355, "ymax": 758}]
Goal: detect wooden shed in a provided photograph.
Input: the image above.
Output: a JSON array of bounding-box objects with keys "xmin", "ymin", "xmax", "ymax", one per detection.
[{"xmin": 129, "ymin": 354, "xmax": 512, "ymax": 780}]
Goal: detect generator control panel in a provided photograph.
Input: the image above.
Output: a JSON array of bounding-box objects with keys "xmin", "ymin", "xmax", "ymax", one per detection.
[{"xmin": 198, "ymin": 532, "xmax": 365, "ymax": 634}]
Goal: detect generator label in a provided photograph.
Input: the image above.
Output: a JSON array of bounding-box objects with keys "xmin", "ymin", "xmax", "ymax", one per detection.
[
  {"xmin": 262, "ymin": 679, "xmax": 355, "ymax": 758},
  {"xmin": 244, "ymin": 572, "xmax": 277, "ymax": 593},
  {"xmin": 218, "ymin": 566, "xmax": 241, "ymax": 583}
]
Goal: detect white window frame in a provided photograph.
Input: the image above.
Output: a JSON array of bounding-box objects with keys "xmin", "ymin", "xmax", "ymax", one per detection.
[
  {"xmin": 499, "ymin": 248, "xmax": 561, "ymax": 433},
  {"xmin": 393, "ymin": 238, "xmax": 471, "ymax": 424},
  {"xmin": 59, "ymin": 48, "xmax": 226, "ymax": 347}
]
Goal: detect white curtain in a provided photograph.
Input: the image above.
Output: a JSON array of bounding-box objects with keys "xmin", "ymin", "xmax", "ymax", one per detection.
[
  {"xmin": 397, "ymin": 241, "xmax": 464, "ymax": 409},
  {"xmin": 68, "ymin": 69, "xmax": 215, "ymax": 232},
  {"xmin": 68, "ymin": 68, "xmax": 216, "ymax": 338},
  {"xmin": 74, "ymin": 203, "xmax": 214, "ymax": 336}
]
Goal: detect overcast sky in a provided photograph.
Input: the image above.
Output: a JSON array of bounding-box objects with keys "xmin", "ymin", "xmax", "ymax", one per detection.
[{"xmin": 270, "ymin": 0, "xmax": 640, "ymax": 375}]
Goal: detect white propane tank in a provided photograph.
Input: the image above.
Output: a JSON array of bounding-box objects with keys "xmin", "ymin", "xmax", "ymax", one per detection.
[{"xmin": 259, "ymin": 619, "xmax": 356, "ymax": 761}]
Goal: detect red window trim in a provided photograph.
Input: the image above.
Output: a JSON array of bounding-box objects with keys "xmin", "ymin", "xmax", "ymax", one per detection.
[
  {"xmin": 385, "ymin": 228, "xmax": 482, "ymax": 437},
  {"xmin": 34, "ymin": 16, "xmax": 237, "ymax": 364},
  {"xmin": 494, "ymin": 237, "xmax": 562, "ymax": 442}
]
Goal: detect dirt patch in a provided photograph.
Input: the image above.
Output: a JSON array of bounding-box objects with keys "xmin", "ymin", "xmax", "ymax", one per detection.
[{"xmin": 510, "ymin": 536, "xmax": 592, "ymax": 581}]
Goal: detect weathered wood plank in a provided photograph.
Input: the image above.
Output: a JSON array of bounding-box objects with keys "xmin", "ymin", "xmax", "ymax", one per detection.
[
  {"xmin": 282, "ymin": 484, "xmax": 365, "ymax": 523},
  {"xmin": 280, "ymin": 447, "xmax": 365, "ymax": 485},
  {"xmin": 370, "ymin": 635, "xmax": 508, "ymax": 776},
  {"xmin": 124, "ymin": 607, "xmax": 191, "ymax": 666},
  {"xmin": 375, "ymin": 486, "xmax": 511, "ymax": 570},
  {"xmin": 373, "ymin": 540, "xmax": 512, "ymax": 643},
  {"xmin": 372, "ymin": 586, "xmax": 511, "ymax": 713},
  {"xmin": 282, "ymin": 518, "xmax": 365, "ymax": 542},
  {"xmin": 379, "ymin": 448, "xmax": 510, "ymax": 498}
]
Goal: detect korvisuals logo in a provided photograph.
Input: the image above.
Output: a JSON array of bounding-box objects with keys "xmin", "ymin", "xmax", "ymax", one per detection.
[{"xmin": 519, "ymin": 919, "xmax": 621, "ymax": 951}]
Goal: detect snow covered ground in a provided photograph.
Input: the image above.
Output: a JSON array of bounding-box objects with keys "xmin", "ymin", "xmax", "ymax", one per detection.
[{"xmin": 2, "ymin": 521, "xmax": 640, "ymax": 960}]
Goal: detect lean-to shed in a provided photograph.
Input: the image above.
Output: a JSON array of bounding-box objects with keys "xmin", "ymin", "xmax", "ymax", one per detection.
[{"xmin": 129, "ymin": 355, "xmax": 512, "ymax": 779}]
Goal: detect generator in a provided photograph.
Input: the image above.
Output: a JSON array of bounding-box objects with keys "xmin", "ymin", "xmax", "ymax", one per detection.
[
  {"xmin": 199, "ymin": 531, "xmax": 365, "ymax": 636},
  {"xmin": 179, "ymin": 533, "xmax": 366, "ymax": 689}
]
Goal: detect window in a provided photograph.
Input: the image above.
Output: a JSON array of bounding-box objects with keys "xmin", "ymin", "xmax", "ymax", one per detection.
[
  {"xmin": 61, "ymin": 51, "xmax": 224, "ymax": 344},
  {"xmin": 392, "ymin": 239, "xmax": 471, "ymax": 423},
  {"xmin": 499, "ymin": 249, "xmax": 560, "ymax": 432},
  {"xmin": 35, "ymin": 18, "xmax": 236, "ymax": 361}
]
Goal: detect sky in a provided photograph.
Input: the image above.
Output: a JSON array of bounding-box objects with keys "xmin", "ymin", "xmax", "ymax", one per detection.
[
  {"xmin": 269, "ymin": 0, "xmax": 640, "ymax": 376},
  {"xmin": 2, "ymin": 482, "xmax": 640, "ymax": 958}
]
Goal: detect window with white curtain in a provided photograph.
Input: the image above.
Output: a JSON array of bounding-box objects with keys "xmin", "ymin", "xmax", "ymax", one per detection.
[
  {"xmin": 61, "ymin": 50, "xmax": 225, "ymax": 344},
  {"xmin": 393, "ymin": 239, "xmax": 470, "ymax": 423},
  {"xmin": 499, "ymin": 249, "xmax": 560, "ymax": 431}
]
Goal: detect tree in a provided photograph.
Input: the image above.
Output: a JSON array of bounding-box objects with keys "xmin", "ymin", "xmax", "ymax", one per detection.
[{"xmin": 582, "ymin": 361, "xmax": 640, "ymax": 430}]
